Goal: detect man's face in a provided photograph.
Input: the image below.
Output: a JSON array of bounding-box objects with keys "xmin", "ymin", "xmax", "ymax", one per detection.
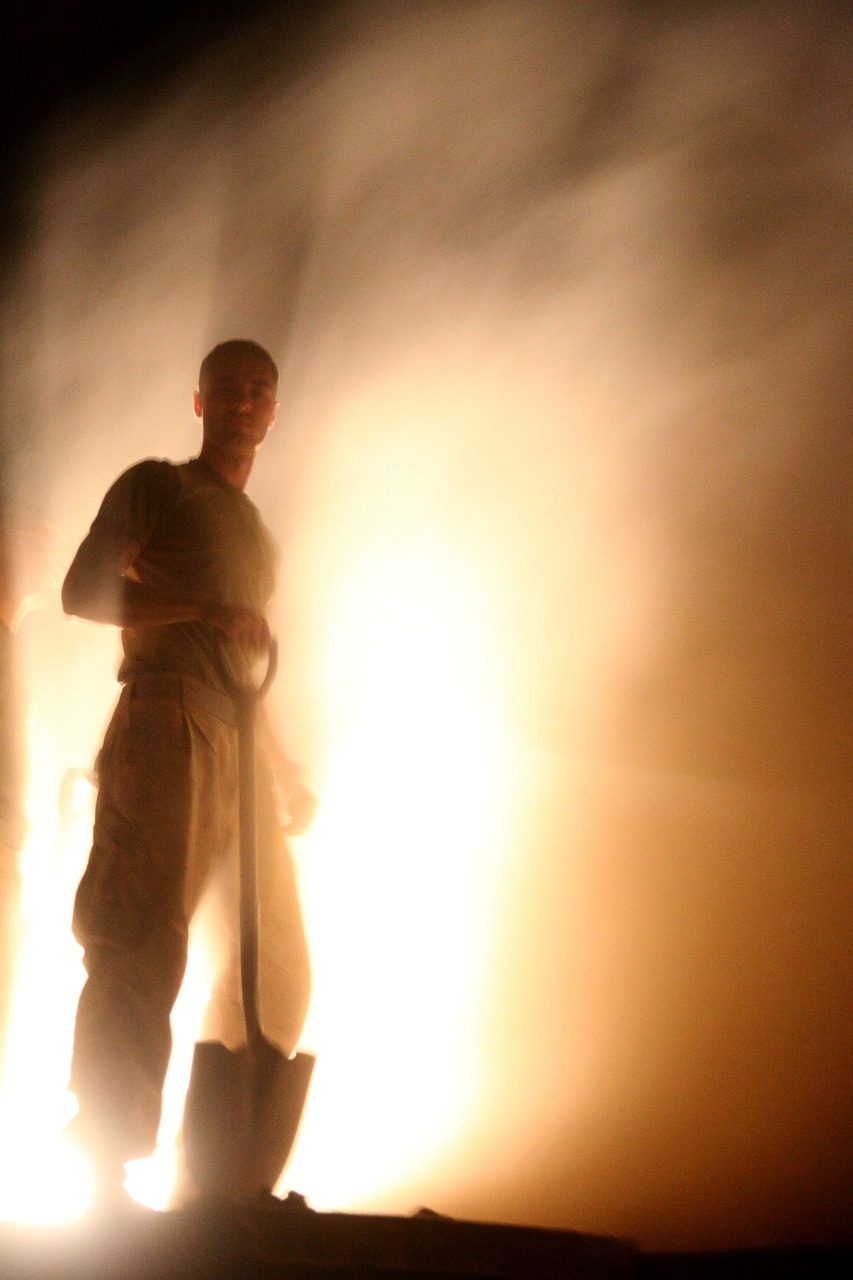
[{"xmin": 194, "ymin": 351, "xmax": 279, "ymax": 456}]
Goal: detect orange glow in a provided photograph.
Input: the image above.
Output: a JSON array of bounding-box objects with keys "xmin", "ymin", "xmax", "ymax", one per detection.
[
  {"xmin": 285, "ymin": 533, "xmax": 514, "ymax": 1207},
  {"xmin": 0, "ymin": 524, "xmax": 517, "ymax": 1221},
  {"xmin": 3, "ymin": 0, "xmax": 852, "ymax": 1251},
  {"xmin": 0, "ymin": 743, "xmax": 92, "ymax": 1223}
]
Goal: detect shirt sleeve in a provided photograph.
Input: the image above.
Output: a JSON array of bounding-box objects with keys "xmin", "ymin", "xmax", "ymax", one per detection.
[{"xmin": 88, "ymin": 458, "xmax": 179, "ymax": 553}]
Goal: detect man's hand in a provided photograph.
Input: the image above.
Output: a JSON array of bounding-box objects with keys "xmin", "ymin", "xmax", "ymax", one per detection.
[
  {"xmin": 257, "ymin": 734, "xmax": 318, "ymax": 836},
  {"xmin": 284, "ymin": 781, "xmax": 318, "ymax": 836},
  {"xmin": 205, "ymin": 601, "xmax": 271, "ymax": 652},
  {"xmin": 255, "ymin": 708, "xmax": 318, "ymax": 836},
  {"xmin": 274, "ymin": 757, "xmax": 318, "ymax": 835}
]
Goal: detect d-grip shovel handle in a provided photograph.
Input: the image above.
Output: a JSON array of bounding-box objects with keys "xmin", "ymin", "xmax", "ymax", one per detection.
[
  {"xmin": 211, "ymin": 630, "xmax": 278, "ymax": 704},
  {"xmin": 225, "ymin": 635, "xmax": 278, "ymax": 704},
  {"xmin": 254, "ymin": 637, "xmax": 278, "ymax": 702}
]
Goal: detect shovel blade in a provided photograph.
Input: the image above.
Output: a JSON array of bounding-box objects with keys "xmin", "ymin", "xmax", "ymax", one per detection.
[
  {"xmin": 183, "ymin": 1038, "xmax": 315, "ymax": 1200},
  {"xmin": 249, "ymin": 1040, "xmax": 315, "ymax": 1193}
]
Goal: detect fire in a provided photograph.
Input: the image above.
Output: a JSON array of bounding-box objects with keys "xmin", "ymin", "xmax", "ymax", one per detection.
[
  {"xmin": 0, "ymin": 758, "xmax": 92, "ymax": 1222},
  {"xmin": 285, "ymin": 534, "xmax": 514, "ymax": 1209},
  {"xmin": 0, "ymin": 533, "xmax": 515, "ymax": 1221}
]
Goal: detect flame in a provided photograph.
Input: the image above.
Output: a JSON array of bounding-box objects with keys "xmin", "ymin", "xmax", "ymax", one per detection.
[
  {"xmin": 0, "ymin": 532, "xmax": 515, "ymax": 1221},
  {"xmin": 285, "ymin": 533, "xmax": 514, "ymax": 1208},
  {"xmin": 0, "ymin": 758, "xmax": 92, "ymax": 1223}
]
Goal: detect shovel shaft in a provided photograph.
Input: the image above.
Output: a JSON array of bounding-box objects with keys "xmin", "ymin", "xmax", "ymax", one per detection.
[
  {"xmin": 233, "ymin": 641, "xmax": 278, "ymax": 1045},
  {"xmin": 237, "ymin": 695, "xmax": 261, "ymax": 1044}
]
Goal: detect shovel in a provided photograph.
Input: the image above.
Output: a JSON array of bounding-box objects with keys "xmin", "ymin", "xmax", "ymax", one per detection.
[{"xmin": 182, "ymin": 639, "xmax": 315, "ymax": 1200}]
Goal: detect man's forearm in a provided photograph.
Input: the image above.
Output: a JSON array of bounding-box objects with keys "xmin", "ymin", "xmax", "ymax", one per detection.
[
  {"xmin": 62, "ymin": 573, "xmax": 209, "ymax": 628},
  {"xmin": 62, "ymin": 531, "xmax": 270, "ymax": 645}
]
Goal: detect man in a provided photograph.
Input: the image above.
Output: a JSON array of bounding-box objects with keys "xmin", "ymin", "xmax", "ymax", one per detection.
[{"xmin": 62, "ymin": 340, "xmax": 314, "ymax": 1207}]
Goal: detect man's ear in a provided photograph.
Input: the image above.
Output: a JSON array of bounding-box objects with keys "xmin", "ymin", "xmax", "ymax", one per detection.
[
  {"xmin": 269, "ymin": 401, "xmax": 280, "ymax": 430},
  {"xmin": 192, "ymin": 389, "xmax": 202, "ymax": 419}
]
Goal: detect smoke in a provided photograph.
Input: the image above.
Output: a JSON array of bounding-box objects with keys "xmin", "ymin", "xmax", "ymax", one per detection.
[{"xmin": 1, "ymin": 0, "xmax": 851, "ymax": 1250}]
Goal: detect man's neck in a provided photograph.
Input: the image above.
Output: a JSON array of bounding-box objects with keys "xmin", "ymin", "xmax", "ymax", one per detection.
[{"xmin": 197, "ymin": 445, "xmax": 254, "ymax": 492}]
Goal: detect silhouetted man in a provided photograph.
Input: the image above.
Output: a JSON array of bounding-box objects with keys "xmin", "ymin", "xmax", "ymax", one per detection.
[{"xmin": 62, "ymin": 340, "xmax": 314, "ymax": 1208}]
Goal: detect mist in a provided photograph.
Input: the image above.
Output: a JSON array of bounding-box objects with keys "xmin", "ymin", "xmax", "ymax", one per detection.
[{"xmin": 1, "ymin": 0, "xmax": 851, "ymax": 1252}]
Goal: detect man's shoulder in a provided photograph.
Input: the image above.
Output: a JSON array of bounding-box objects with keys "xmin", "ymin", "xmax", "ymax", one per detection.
[
  {"xmin": 108, "ymin": 456, "xmax": 181, "ymax": 491},
  {"xmin": 121, "ymin": 456, "xmax": 183, "ymax": 481},
  {"xmin": 109, "ymin": 457, "xmax": 209, "ymax": 501},
  {"xmin": 93, "ymin": 458, "xmax": 184, "ymax": 529}
]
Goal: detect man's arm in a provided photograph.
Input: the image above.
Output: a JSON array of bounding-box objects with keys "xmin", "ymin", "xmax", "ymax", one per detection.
[
  {"xmin": 62, "ymin": 520, "xmax": 271, "ymax": 648},
  {"xmin": 62, "ymin": 524, "xmax": 205, "ymax": 627}
]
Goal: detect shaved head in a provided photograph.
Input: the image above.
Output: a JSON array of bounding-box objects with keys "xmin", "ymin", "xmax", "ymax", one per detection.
[{"xmin": 199, "ymin": 339, "xmax": 278, "ymax": 390}]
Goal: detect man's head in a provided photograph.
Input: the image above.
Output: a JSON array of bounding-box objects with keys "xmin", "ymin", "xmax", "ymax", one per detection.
[
  {"xmin": 194, "ymin": 340, "xmax": 280, "ymax": 485},
  {"xmin": 198, "ymin": 339, "xmax": 279, "ymax": 392}
]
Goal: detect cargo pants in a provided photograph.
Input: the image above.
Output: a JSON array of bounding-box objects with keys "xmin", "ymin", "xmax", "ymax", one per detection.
[{"xmin": 69, "ymin": 674, "xmax": 311, "ymax": 1163}]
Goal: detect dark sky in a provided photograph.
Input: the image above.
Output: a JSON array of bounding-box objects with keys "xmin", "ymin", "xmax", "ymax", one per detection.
[
  {"xmin": 0, "ymin": 1, "xmax": 330, "ymax": 267},
  {"xmin": 2, "ymin": 1, "xmax": 274, "ymax": 125}
]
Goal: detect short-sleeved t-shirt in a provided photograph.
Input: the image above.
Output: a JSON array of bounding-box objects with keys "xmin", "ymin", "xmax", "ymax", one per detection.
[{"xmin": 89, "ymin": 457, "xmax": 277, "ymax": 692}]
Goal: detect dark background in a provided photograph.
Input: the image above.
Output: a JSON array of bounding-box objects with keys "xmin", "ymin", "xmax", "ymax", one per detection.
[{"xmin": 1, "ymin": 2, "xmax": 319, "ymax": 252}]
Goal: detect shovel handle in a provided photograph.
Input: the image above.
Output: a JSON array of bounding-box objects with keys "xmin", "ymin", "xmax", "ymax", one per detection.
[
  {"xmin": 218, "ymin": 636, "xmax": 278, "ymax": 705},
  {"xmin": 252, "ymin": 637, "xmax": 278, "ymax": 702},
  {"xmin": 230, "ymin": 634, "xmax": 277, "ymax": 706}
]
